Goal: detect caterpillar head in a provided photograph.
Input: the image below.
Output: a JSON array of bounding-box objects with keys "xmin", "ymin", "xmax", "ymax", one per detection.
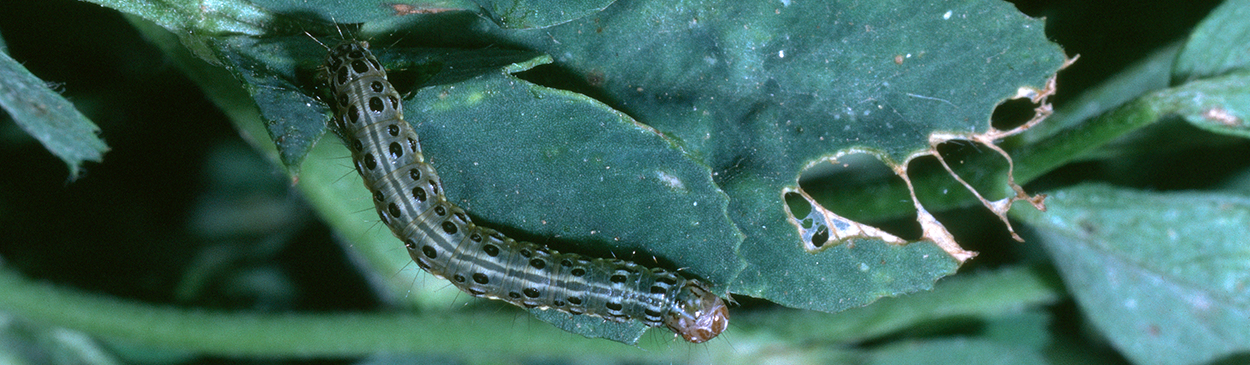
[
  {"xmin": 664, "ymin": 280, "xmax": 729, "ymax": 343},
  {"xmin": 324, "ymin": 41, "xmax": 387, "ymax": 94}
]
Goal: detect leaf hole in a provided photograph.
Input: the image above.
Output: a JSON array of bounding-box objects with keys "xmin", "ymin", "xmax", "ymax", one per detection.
[
  {"xmin": 990, "ymin": 98, "xmax": 1036, "ymax": 131},
  {"xmin": 782, "ymin": 191, "xmax": 835, "ymax": 249},
  {"xmin": 385, "ymin": 62, "xmax": 440, "ymax": 99},
  {"xmin": 790, "ymin": 153, "xmax": 922, "ymax": 248},
  {"xmin": 929, "ymin": 141, "xmax": 1012, "ymax": 201}
]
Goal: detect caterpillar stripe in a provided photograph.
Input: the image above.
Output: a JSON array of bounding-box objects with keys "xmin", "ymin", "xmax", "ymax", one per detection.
[{"xmin": 321, "ymin": 40, "xmax": 728, "ymax": 343}]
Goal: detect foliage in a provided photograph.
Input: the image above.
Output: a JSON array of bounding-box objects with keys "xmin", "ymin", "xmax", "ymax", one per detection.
[{"xmin": 0, "ymin": 0, "xmax": 1246, "ymax": 364}]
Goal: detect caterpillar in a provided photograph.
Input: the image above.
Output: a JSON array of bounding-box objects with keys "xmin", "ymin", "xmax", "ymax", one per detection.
[{"xmin": 319, "ymin": 39, "xmax": 728, "ymax": 343}]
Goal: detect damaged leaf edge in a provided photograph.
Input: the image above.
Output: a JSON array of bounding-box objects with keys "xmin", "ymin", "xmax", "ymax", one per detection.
[{"xmin": 784, "ymin": 56, "xmax": 1076, "ymax": 264}]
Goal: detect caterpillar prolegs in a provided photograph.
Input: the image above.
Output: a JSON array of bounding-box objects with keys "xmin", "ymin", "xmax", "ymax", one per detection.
[{"xmin": 321, "ymin": 40, "xmax": 728, "ymax": 343}]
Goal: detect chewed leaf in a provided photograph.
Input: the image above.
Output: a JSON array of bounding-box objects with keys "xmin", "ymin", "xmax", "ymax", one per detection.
[
  {"xmin": 783, "ymin": 187, "xmax": 907, "ymax": 251},
  {"xmin": 491, "ymin": 0, "xmax": 1066, "ymax": 311},
  {"xmin": 137, "ymin": 0, "xmax": 1066, "ymax": 340}
]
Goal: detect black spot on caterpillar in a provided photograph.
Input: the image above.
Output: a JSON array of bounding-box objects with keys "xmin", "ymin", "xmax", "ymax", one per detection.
[{"xmin": 319, "ymin": 39, "xmax": 728, "ymax": 343}]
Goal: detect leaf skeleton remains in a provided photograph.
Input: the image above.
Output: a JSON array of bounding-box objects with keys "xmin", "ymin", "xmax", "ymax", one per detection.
[{"xmin": 315, "ymin": 37, "xmax": 729, "ymax": 343}]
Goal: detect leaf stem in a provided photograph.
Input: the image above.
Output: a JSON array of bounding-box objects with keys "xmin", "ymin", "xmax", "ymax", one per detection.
[
  {"xmin": 0, "ymin": 267, "xmax": 669, "ymax": 360},
  {"xmin": 0, "ymin": 264, "xmax": 1060, "ymax": 360}
]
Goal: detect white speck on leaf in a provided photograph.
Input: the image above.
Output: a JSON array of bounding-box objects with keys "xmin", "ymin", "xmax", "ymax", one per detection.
[{"xmin": 656, "ymin": 171, "xmax": 686, "ymax": 190}]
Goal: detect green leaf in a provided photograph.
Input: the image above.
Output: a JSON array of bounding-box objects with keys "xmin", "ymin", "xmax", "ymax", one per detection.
[
  {"xmin": 118, "ymin": 0, "xmax": 1065, "ymax": 343},
  {"xmin": 733, "ymin": 265, "xmax": 1062, "ymax": 344},
  {"xmin": 1015, "ymin": 184, "xmax": 1250, "ymax": 365},
  {"xmin": 1161, "ymin": 71, "xmax": 1250, "ymax": 138},
  {"xmin": 868, "ymin": 338, "xmax": 1048, "ymax": 365},
  {"xmin": 1173, "ymin": 0, "xmax": 1250, "ymax": 82},
  {"xmin": 408, "ymin": 66, "xmax": 741, "ymax": 285},
  {"xmin": 470, "ymin": 0, "xmax": 616, "ymax": 29},
  {"xmin": 207, "ymin": 35, "xmax": 331, "ymax": 170},
  {"xmin": 204, "ymin": 33, "xmax": 550, "ymax": 170},
  {"xmin": 0, "ymin": 50, "xmax": 108, "ymax": 178},
  {"xmin": 0, "ymin": 312, "xmax": 125, "ymax": 365},
  {"xmin": 530, "ymin": 309, "xmax": 648, "ymax": 344},
  {"xmin": 190, "ymin": 33, "xmax": 738, "ymax": 342},
  {"xmin": 497, "ymin": 0, "xmax": 1065, "ymax": 163},
  {"xmin": 489, "ymin": 0, "xmax": 1064, "ymax": 311},
  {"xmin": 406, "ymin": 65, "xmax": 741, "ymax": 343},
  {"xmin": 80, "ymin": 0, "xmax": 272, "ymax": 37}
]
